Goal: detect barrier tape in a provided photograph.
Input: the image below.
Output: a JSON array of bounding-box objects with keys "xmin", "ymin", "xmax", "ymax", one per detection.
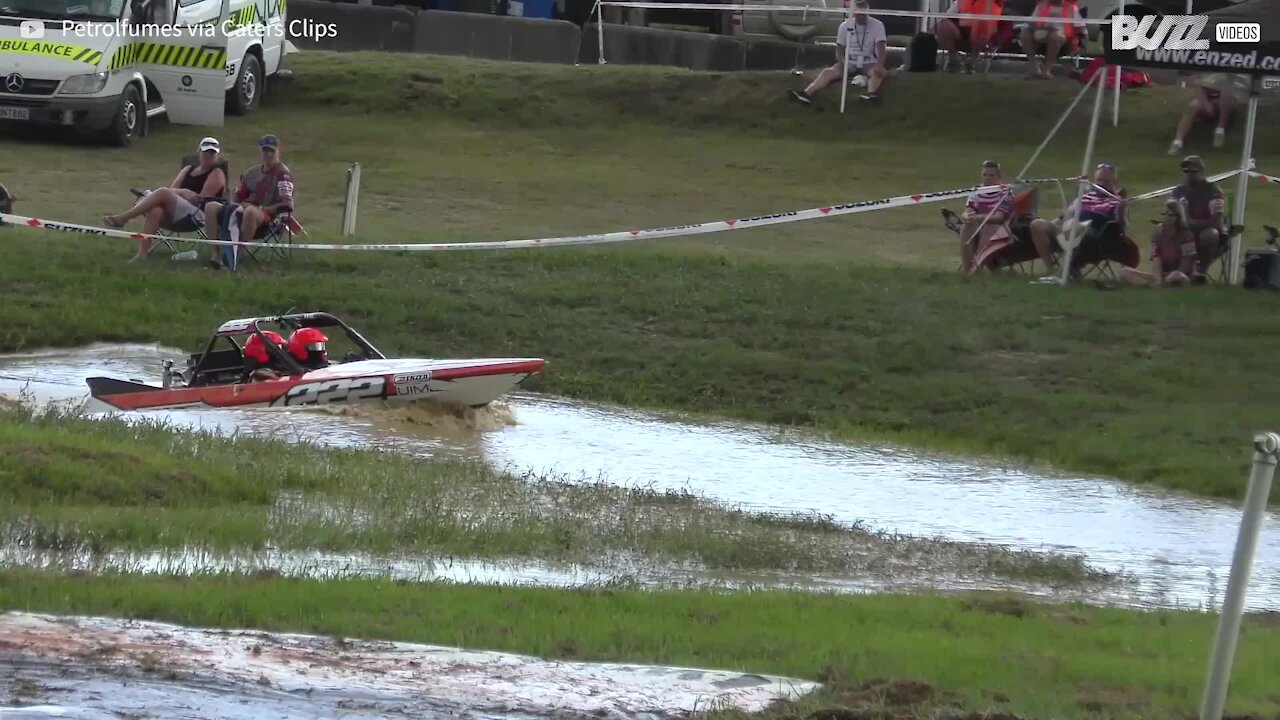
[
  {"xmin": 1248, "ymin": 171, "xmax": 1280, "ymax": 187},
  {"xmin": 0, "ymin": 176, "xmax": 1077, "ymax": 253},
  {"xmin": 1129, "ymin": 169, "xmax": 1241, "ymax": 202},
  {"xmin": 596, "ymin": 2, "xmax": 1109, "ymax": 26}
]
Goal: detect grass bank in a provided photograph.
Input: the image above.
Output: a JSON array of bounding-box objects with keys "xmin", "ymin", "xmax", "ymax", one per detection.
[
  {"xmin": 3, "ymin": 570, "xmax": 1280, "ymax": 719},
  {"xmin": 2, "ymin": 52, "xmax": 1280, "ymax": 502},
  {"xmin": 0, "ymin": 401, "xmax": 1111, "ymax": 588}
]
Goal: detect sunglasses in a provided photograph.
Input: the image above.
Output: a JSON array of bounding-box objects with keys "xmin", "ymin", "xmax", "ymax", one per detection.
[{"xmin": 1096, "ymin": 163, "xmax": 1115, "ymax": 170}]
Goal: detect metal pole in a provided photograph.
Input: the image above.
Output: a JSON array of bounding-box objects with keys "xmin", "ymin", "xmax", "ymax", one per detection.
[
  {"xmin": 1017, "ymin": 68, "xmax": 1099, "ymax": 180},
  {"xmin": 1058, "ymin": 67, "xmax": 1106, "ymax": 286},
  {"xmin": 1113, "ymin": 0, "xmax": 1123, "ymax": 127},
  {"xmin": 596, "ymin": 0, "xmax": 606, "ymax": 64},
  {"xmin": 838, "ymin": 0, "xmax": 854, "ymax": 114},
  {"xmin": 1198, "ymin": 432, "xmax": 1279, "ymax": 720},
  {"xmin": 1227, "ymin": 77, "xmax": 1260, "ymax": 285}
]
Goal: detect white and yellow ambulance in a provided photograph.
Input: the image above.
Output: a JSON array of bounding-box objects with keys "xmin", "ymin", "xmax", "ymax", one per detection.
[{"xmin": 0, "ymin": 0, "xmax": 291, "ymax": 146}]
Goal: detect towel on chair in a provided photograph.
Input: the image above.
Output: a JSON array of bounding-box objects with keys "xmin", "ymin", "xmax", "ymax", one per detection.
[{"xmin": 218, "ymin": 204, "xmax": 244, "ymax": 271}]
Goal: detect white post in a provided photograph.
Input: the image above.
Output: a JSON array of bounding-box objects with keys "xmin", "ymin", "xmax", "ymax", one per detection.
[
  {"xmin": 1227, "ymin": 77, "xmax": 1260, "ymax": 285},
  {"xmin": 1197, "ymin": 432, "xmax": 1279, "ymax": 720},
  {"xmin": 838, "ymin": 0, "xmax": 854, "ymax": 114},
  {"xmin": 1112, "ymin": 0, "xmax": 1124, "ymax": 126},
  {"xmin": 1059, "ymin": 66, "xmax": 1106, "ymax": 286},
  {"xmin": 595, "ymin": 0, "xmax": 606, "ymax": 64},
  {"xmin": 341, "ymin": 162, "xmax": 361, "ymax": 237},
  {"xmin": 1017, "ymin": 67, "xmax": 1098, "ymax": 181}
]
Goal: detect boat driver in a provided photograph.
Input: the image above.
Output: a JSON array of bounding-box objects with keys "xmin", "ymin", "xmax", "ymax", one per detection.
[
  {"xmin": 242, "ymin": 330, "xmax": 288, "ymax": 382},
  {"xmin": 287, "ymin": 328, "xmax": 331, "ymax": 371}
]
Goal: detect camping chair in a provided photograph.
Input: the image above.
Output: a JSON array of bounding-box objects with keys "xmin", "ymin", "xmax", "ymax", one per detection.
[
  {"xmin": 0, "ymin": 182, "xmax": 13, "ymax": 226},
  {"xmin": 243, "ymin": 208, "xmax": 303, "ymax": 266},
  {"xmin": 1063, "ymin": 218, "xmax": 1141, "ymax": 281},
  {"xmin": 943, "ymin": 187, "xmax": 1052, "ymax": 275},
  {"xmin": 129, "ymin": 154, "xmax": 230, "ymax": 256}
]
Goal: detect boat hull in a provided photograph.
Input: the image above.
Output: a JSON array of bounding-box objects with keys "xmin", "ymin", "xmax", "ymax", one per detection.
[{"xmin": 86, "ymin": 358, "xmax": 545, "ymax": 413}]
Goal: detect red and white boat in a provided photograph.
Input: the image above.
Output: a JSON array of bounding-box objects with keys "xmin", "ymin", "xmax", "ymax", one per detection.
[{"xmin": 86, "ymin": 312, "xmax": 546, "ymax": 412}]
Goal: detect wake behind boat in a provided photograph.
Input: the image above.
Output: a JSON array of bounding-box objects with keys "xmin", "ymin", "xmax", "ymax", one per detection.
[{"xmin": 85, "ymin": 312, "xmax": 545, "ymax": 412}]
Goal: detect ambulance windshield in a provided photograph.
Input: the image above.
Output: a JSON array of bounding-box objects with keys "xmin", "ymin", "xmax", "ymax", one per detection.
[{"xmin": 0, "ymin": 0, "xmax": 128, "ymax": 21}]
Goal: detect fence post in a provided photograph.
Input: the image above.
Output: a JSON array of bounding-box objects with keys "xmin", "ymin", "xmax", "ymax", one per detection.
[
  {"xmin": 1198, "ymin": 432, "xmax": 1280, "ymax": 720},
  {"xmin": 341, "ymin": 162, "xmax": 362, "ymax": 237}
]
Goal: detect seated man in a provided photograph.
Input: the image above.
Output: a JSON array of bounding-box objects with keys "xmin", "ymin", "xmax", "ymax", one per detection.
[
  {"xmin": 1123, "ymin": 200, "xmax": 1195, "ymax": 287},
  {"xmin": 241, "ymin": 330, "xmax": 289, "ymax": 383},
  {"xmin": 1170, "ymin": 154, "xmax": 1227, "ymax": 278},
  {"xmin": 1029, "ymin": 162, "xmax": 1126, "ymax": 277},
  {"xmin": 1018, "ymin": 0, "xmax": 1084, "ymax": 79},
  {"xmin": 934, "ymin": 0, "xmax": 1004, "ymax": 73},
  {"xmin": 959, "ymin": 160, "xmax": 1014, "ymax": 272},
  {"xmin": 205, "ymin": 133, "xmax": 296, "ymax": 270},
  {"xmin": 788, "ymin": 0, "xmax": 889, "ymax": 105},
  {"xmin": 1168, "ymin": 74, "xmax": 1244, "ymax": 154},
  {"xmin": 287, "ymin": 328, "xmax": 330, "ymax": 372},
  {"xmin": 102, "ymin": 136, "xmax": 226, "ymax": 262}
]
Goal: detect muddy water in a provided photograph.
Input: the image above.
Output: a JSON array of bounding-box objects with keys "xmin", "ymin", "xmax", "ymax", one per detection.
[
  {"xmin": 3, "ymin": 344, "xmax": 1279, "ymax": 611},
  {"xmin": 0, "ymin": 612, "xmax": 818, "ymax": 719}
]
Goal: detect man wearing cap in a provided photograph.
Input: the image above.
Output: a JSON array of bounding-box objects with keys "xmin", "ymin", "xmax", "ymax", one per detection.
[
  {"xmin": 1170, "ymin": 154, "xmax": 1227, "ymax": 278},
  {"xmin": 204, "ymin": 133, "xmax": 295, "ymax": 269},
  {"xmin": 104, "ymin": 136, "xmax": 227, "ymax": 262},
  {"xmin": 788, "ymin": 0, "xmax": 889, "ymax": 105}
]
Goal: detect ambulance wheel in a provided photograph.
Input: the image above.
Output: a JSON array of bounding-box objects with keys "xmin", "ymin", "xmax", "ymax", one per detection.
[
  {"xmin": 106, "ymin": 84, "xmax": 142, "ymax": 147},
  {"xmin": 228, "ymin": 53, "xmax": 261, "ymax": 116}
]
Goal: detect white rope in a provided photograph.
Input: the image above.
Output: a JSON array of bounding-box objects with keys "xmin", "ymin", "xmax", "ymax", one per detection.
[{"xmin": 597, "ymin": 1, "xmax": 1109, "ymax": 26}]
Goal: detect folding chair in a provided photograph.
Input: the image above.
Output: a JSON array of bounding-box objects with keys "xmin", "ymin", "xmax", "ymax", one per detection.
[
  {"xmin": 0, "ymin": 182, "xmax": 14, "ymax": 226},
  {"xmin": 944, "ymin": 187, "xmax": 1051, "ymax": 275},
  {"xmin": 128, "ymin": 154, "xmax": 231, "ymax": 256},
  {"xmin": 244, "ymin": 209, "xmax": 303, "ymax": 266}
]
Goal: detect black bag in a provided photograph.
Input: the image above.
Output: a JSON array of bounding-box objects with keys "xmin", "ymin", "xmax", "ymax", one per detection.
[
  {"xmin": 1243, "ymin": 250, "xmax": 1280, "ymax": 290},
  {"xmin": 907, "ymin": 32, "xmax": 938, "ymax": 72}
]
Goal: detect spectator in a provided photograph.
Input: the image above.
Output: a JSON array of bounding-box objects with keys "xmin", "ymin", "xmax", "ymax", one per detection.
[
  {"xmin": 1018, "ymin": 0, "xmax": 1084, "ymax": 79},
  {"xmin": 103, "ymin": 136, "xmax": 226, "ymax": 262},
  {"xmin": 1029, "ymin": 162, "xmax": 1127, "ymax": 278},
  {"xmin": 1122, "ymin": 199, "xmax": 1195, "ymax": 287},
  {"xmin": 1168, "ymin": 74, "xmax": 1245, "ymax": 154},
  {"xmin": 934, "ymin": 0, "xmax": 1004, "ymax": 74},
  {"xmin": 959, "ymin": 160, "xmax": 1014, "ymax": 271},
  {"xmin": 1170, "ymin": 154, "xmax": 1227, "ymax": 278},
  {"xmin": 205, "ymin": 133, "xmax": 295, "ymax": 270},
  {"xmin": 788, "ymin": 0, "xmax": 888, "ymax": 105}
]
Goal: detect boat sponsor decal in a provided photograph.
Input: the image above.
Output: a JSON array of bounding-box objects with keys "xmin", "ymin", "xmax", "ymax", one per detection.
[
  {"xmin": 391, "ymin": 371, "xmax": 433, "ymax": 397},
  {"xmin": 271, "ymin": 377, "xmax": 386, "ymax": 407}
]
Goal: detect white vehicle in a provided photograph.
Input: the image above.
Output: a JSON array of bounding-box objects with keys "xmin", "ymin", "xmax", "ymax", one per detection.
[{"xmin": 0, "ymin": 0, "xmax": 290, "ymax": 145}]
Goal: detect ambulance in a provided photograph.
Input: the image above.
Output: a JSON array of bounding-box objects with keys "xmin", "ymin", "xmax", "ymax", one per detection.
[{"xmin": 0, "ymin": 0, "xmax": 291, "ymax": 146}]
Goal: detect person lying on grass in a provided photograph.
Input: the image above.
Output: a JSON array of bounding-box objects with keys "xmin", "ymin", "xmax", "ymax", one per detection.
[
  {"xmin": 103, "ymin": 136, "xmax": 226, "ymax": 263},
  {"xmin": 958, "ymin": 160, "xmax": 1013, "ymax": 272},
  {"xmin": 1121, "ymin": 200, "xmax": 1195, "ymax": 288},
  {"xmin": 788, "ymin": 0, "xmax": 888, "ymax": 106}
]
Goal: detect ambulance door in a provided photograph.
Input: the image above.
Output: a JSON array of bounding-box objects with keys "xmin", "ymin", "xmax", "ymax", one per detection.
[{"xmin": 125, "ymin": 0, "xmax": 230, "ymax": 125}]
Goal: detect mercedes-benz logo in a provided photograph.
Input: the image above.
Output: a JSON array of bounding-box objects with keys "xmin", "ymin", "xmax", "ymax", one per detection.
[{"xmin": 4, "ymin": 74, "xmax": 24, "ymax": 93}]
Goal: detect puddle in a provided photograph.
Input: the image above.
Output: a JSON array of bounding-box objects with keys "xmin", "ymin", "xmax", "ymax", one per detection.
[
  {"xmin": 2, "ymin": 344, "xmax": 1278, "ymax": 611},
  {"xmin": 0, "ymin": 611, "xmax": 818, "ymax": 719}
]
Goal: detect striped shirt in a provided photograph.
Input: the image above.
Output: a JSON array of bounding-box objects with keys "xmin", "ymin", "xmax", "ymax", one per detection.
[
  {"xmin": 1068, "ymin": 188, "xmax": 1125, "ymax": 222},
  {"xmin": 965, "ymin": 187, "xmax": 1013, "ymax": 217}
]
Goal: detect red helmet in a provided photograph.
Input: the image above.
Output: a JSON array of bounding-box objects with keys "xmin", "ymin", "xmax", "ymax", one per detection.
[
  {"xmin": 243, "ymin": 330, "xmax": 285, "ymax": 364},
  {"xmin": 287, "ymin": 327, "xmax": 329, "ymax": 363}
]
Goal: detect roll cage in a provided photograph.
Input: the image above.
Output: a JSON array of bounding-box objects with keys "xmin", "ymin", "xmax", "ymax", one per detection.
[{"xmin": 183, "ymin": 312, "xmax": 387, "ymax": 387}]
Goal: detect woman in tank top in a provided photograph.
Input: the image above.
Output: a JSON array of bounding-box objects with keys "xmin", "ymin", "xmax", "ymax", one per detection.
[{"xmin": 103, "ymin": 136, "xmax": 227, "ymax": 262}]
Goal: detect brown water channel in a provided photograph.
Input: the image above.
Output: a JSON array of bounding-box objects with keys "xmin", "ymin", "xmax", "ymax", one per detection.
[{"xmin": 2, "ymin": 343, "xmax": 1278, "ymax": 612}]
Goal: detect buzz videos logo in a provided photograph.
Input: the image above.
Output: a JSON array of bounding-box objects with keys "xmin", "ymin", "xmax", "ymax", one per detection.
[
  {"xmin": 19, "ymin": 20, "xmax": 45, "ymax": 39},
  {"xmin": 1109, "ymin": 14, "xmax": 1260, "ymax": 51}
]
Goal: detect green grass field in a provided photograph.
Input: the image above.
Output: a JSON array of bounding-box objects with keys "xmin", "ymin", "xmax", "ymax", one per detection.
[
  {"xmin": 4, "ymin": 569, "xmax": 1280, "ymax": 719},
  {"xmin": 0, "ymin": 400, "xmax": 1112, "ymax": 587},
  {"xmin": 4, "ymin": 53, "xmax": 1280, "ymax": 503},
  {"xmin": 4, "ymin": 51, "xmax": 1280, "ymax": 720}
]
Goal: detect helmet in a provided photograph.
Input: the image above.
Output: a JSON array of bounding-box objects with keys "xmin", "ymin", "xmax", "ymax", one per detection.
[
  {"xmin": 287, "ymin": 327, "xmax": 329, "ymax": 365},
  {"xmin": 243, "ymin": 330, "xmax": 285, "ymax": 364}
]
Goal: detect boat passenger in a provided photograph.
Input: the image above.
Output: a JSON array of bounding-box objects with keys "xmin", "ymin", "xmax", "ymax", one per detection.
[
  {"xmin": 242, "ymin": 330, "xmax": 288, "ymax": 382},
  {"xmin": 287, "ymin": 328, "xmax": 330, "ymax": 371}
]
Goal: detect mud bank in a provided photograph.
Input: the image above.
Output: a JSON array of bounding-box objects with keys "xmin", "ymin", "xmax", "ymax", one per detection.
[{"xmin": 0, "ymin": 612, "xmax": 818, "ymax": 719}]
